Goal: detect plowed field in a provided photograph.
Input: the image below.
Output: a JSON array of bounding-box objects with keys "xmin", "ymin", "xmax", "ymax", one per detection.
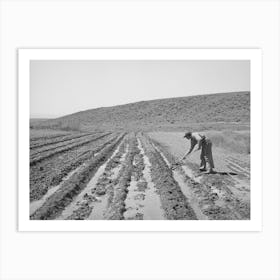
[{"xmin": 30, "ymin": 131, "xmax": 250, "ymax": 220}]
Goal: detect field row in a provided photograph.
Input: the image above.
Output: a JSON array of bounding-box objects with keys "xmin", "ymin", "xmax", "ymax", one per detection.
[
  {"xmin": 30, "ymin": 132, "xmax": 92, "ymax": 150},
  {"xmin": 30, "ymin": 132, "xmax": 119, "ymax": 201},
  {"xmin": 30, "ymin": 132, "xmax": 250, "ymax": 220},
  {"xmin": 152, "ymin": 139, "xmax": 250, "ymax": 220},
  {"xmin": 30, "ymin": 134, "xmax": 125, "ymax": 219},
  {"xmin": 30, "ymin": 132, "xmax": 111, "ymax": 165}
]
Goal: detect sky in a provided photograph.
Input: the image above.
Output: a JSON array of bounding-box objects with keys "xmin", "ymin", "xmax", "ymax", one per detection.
[{"xmin": 30, "ymin": 60, "xmax": 250, "ymax": 118}]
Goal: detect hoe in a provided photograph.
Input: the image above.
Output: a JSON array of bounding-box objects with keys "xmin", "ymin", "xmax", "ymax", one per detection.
[{"xmin": 170, "ymin": 149, "xmax": 200, "ymax": 170}]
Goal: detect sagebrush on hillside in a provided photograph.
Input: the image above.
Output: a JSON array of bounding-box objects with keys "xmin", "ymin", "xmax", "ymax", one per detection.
[{"xmin": 31, "ymin": 91, "xmax": 250, "ymax": 131}]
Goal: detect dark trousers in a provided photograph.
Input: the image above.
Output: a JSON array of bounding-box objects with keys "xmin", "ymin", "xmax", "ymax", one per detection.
[{"xmin": 200, "ymin": 139, "xmax": 215, "ymax": 169}]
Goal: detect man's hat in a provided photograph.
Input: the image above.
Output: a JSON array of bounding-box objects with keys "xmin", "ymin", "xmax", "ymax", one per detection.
[{"xmin": 183, "ymin": 132, "xmax": 192, "ymax": 138}]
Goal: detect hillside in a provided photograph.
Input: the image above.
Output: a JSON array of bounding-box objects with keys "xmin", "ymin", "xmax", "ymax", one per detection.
[
  {"xmin": 34, "ymin": 91, "xmax": 250, "ymax": 131},
  {"xmin": 30, "ymin": 118, "xmax": 49, "ymax": 127}
]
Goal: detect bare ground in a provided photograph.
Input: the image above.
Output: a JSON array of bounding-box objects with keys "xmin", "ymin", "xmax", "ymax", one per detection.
[{"xmin": 30, "ymin": 130, "xmax": 250, "ymax": 220}]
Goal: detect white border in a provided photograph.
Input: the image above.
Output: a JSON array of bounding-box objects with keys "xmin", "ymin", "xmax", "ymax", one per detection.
[{"xmin": 18, "ymin": 49, "xmax": 262, "ymax": 232}]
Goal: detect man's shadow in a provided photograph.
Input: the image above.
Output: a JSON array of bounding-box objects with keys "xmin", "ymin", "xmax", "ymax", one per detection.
[
  {"xmin": 170, "ymin": 162, "xmax": 238, "ymax": 176},
  {"xmin": 196, "ymin": 171, "xmax": 238, "ymax": 177}
]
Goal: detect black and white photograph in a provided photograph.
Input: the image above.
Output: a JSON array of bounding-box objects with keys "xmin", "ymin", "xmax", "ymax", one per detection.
[
  {"xmin": 27, "ymin": 55, "xmax": 252, "ymax": 222},
  {"xmin": 2, "ymin": 1, "xmax": 280, "ymax": 280}
]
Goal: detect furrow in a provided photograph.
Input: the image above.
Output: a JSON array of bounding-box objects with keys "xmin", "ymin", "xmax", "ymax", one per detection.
[
  {"xmin": 58, "ymin": 138, "xmax": 128, "ymax": 220},
  {"xmin": 30, "ymin": 132, "xmax": 92, "ymax": 150},
  {"xmin": 29, "ymin": 163, "xmax": 86, "ymax": 216},
  {"xmin": 49, "ymin": 136, "xmax": 117, "ymax": 187},
  {"xmin": 122, "ymin": 138, "xmax": 145, "ymax": 220},
  {"xmin": 31, "ymin": 133, "xmax": 97, "ymax": 157},
  {"xmin": 139, "ymin": 134, "xmax": 197, "ymax": 220},
  {"xmin": 149, "ymin": 139, "xmax": 206, "ymax": 220},
  {"xmin": 225, "ymin": 159, "xmax": 250, "ymax": 176},
  {"xmin": 30, "ymin": 132, "xmax": 112, "ymax": 165},
  {"xmin": 150, "ymin": 138, "xmax": 250, "ymax": 220},
  {"xmin": 29, "ymin": 134, "xmax": 119, "ymax": 202},
  {"xmin": 105, "ymin": 134, "xmax": 138, "ymax": 220},
  {"xmin": 30, "ymin": 134, "xmax": 125, "ymax": 220},
  {"xmin": 228, "ymin": 156, "xmax": 250, "ymax": 170},
  {"xmin": 88, "ymin": 142, "xmax": 129, "ymax": 220}
]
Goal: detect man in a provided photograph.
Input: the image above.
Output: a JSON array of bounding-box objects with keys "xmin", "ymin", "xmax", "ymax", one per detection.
[{"xmin": 182, "ymin": 131, "xmax": 215, "ymax": 174}]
